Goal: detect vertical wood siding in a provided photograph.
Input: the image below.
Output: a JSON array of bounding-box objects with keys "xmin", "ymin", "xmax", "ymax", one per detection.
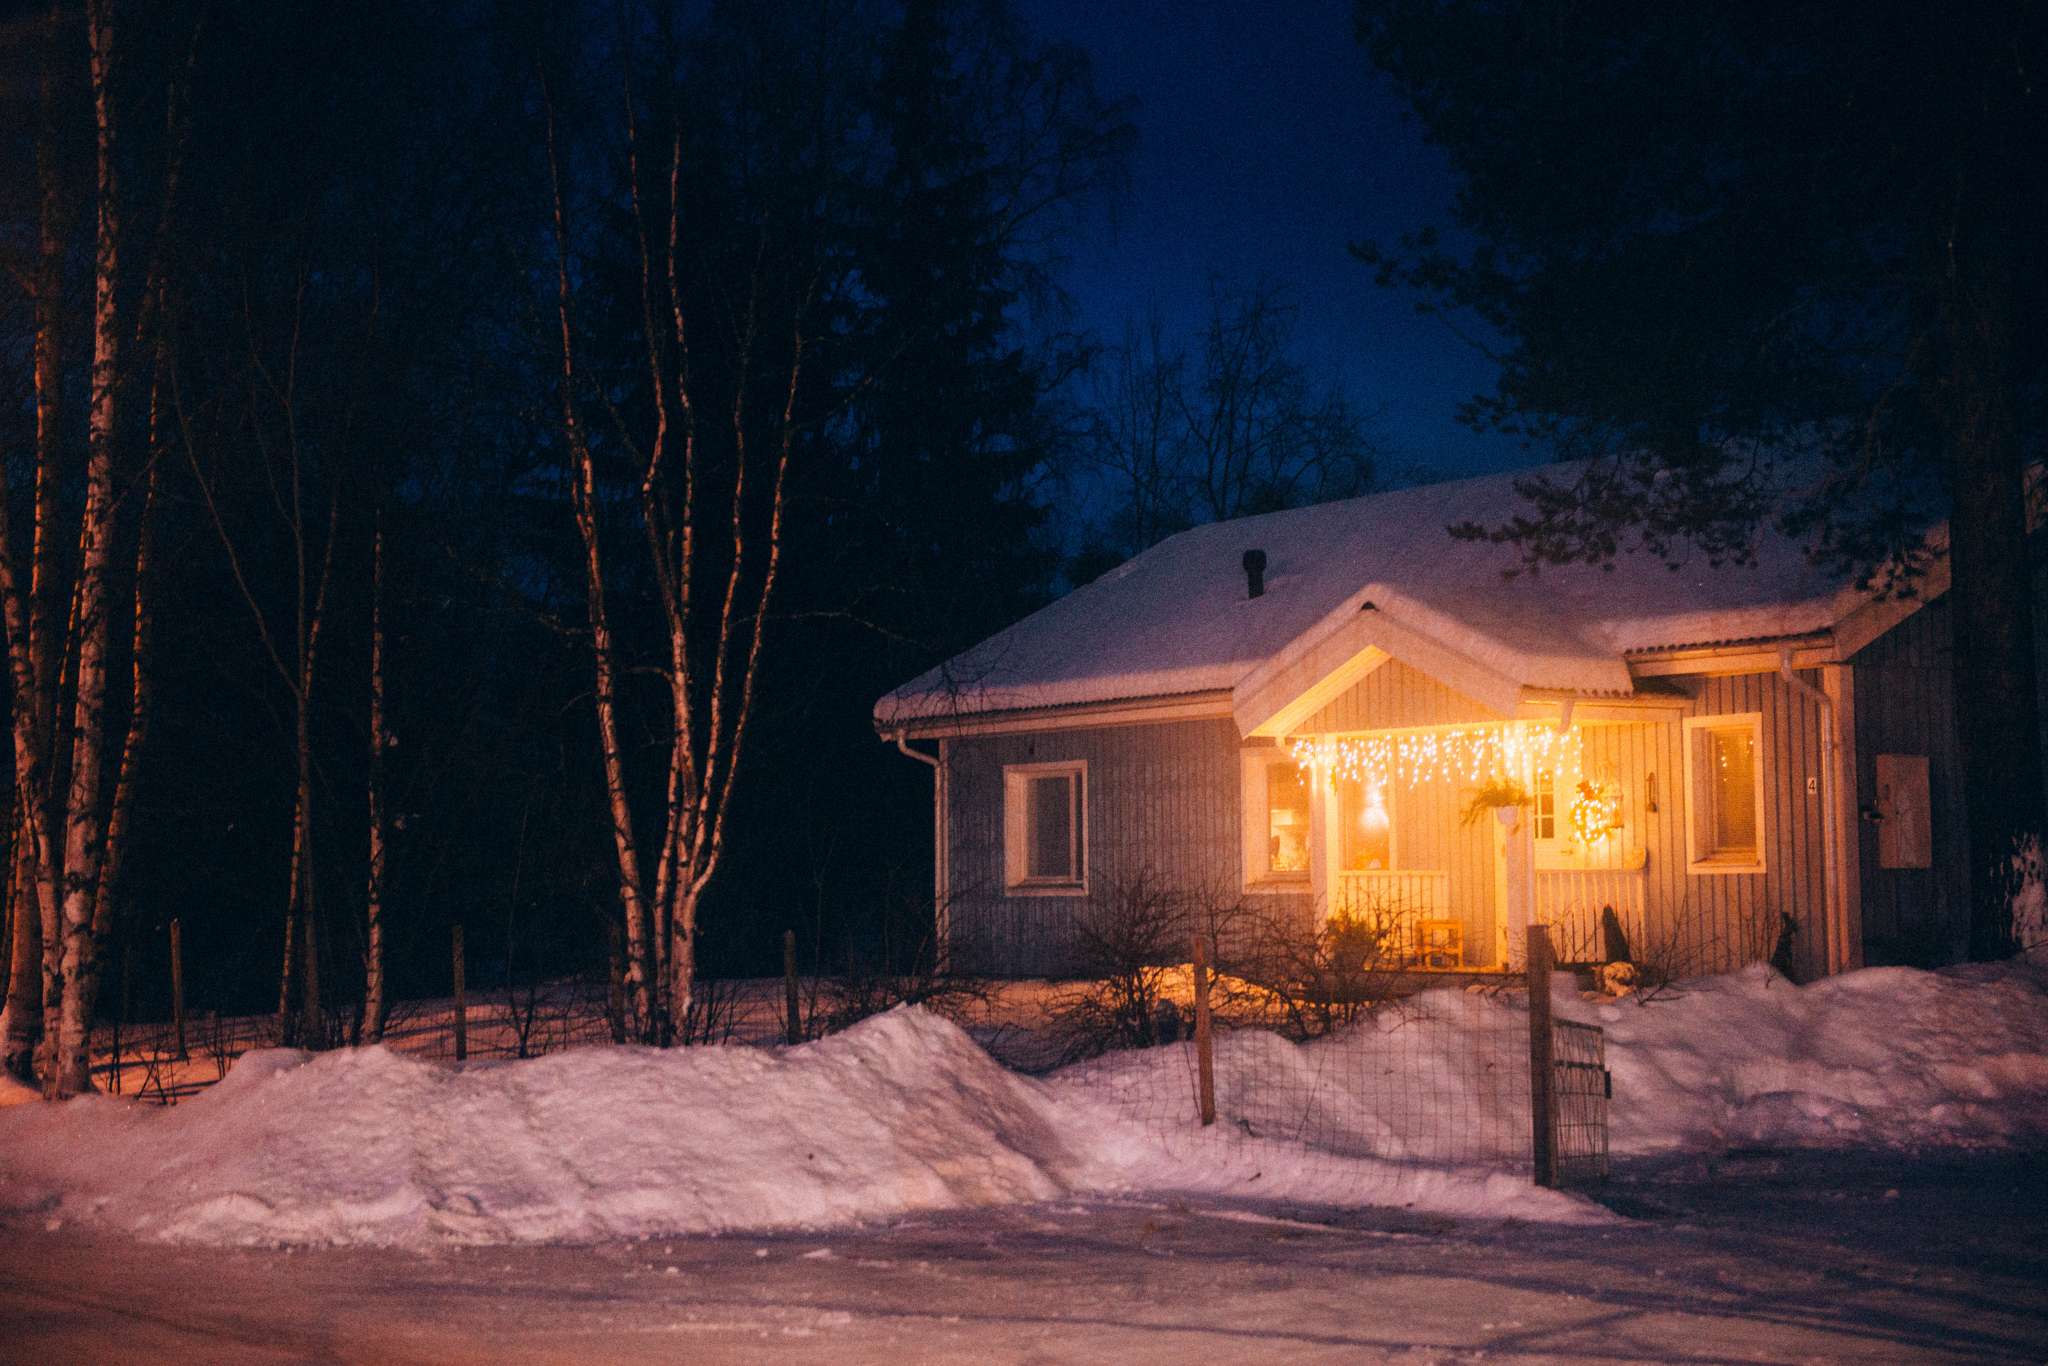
[
  {"xmin": 940, "ymin": 663, "xmax": 1841, "ymax": 979},
  {"xmin": 943, "ymin": 718, "xmax": 1268, "ymax": 976},
  {"xmin": 1848, "ymin": 595, "xmax": 1968, "ymax": 965},
  {"xmin": 1384, "ymin": 762, "xmax": 1500, "ymax": 966},
  {"xmin": 1643, "ymin": 671, "xmax": 1830, "ymax": 981},
  {"xmin": 1304, "ymin": 657, "xmax": 1499, "ymax": 732}
]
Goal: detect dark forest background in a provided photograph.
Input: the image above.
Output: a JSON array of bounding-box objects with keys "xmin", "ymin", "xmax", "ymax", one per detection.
[
  {"xmin": 0, "ymin": 0, "xmax": 1392, "ymax": 1027},
  {"xmin": 10, "ymin": 0, "xmax": 2034, "ymax": 1041}
]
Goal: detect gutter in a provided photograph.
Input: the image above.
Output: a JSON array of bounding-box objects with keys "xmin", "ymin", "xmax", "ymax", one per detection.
[
  {"xmin": 891, "ymin": 729, "xmax": 948, "ymax": 971},
  {"xmin": 1779, "ymin": 648, "xmax": 1848, "ymax": 975}
]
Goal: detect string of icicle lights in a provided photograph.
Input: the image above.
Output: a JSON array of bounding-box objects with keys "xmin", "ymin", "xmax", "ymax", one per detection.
[{"xmin": 1289, "ymin": 720, "xmax": 1583, "ymax": 789}]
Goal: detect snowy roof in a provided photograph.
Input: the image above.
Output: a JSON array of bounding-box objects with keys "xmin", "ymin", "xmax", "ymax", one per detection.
[{"xmin": 875, "ymin": 464, "xmax": 1904, "ymax": 730}]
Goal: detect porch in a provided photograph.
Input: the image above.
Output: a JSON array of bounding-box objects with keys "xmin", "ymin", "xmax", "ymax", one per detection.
[
  {"xmin": 1278, "ymin": 707, "xmax": 1666, "ymax": 971},
  {"xmin": 1334, "ymin": 862, "xmax": 1647, "ymax": 969}
]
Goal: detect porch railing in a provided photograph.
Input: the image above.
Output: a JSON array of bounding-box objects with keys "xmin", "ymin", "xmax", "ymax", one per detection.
[
  {"xmin": 1334, "ymin": 870, "xmax": 1455, "ymax": 964},
  {"xmin": 1533, "ymin": 865, "xmax": 1646, "ymax": 964}
]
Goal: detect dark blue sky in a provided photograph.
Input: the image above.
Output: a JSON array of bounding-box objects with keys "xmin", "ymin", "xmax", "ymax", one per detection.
[{"xmin": 1015, "ymin": 0, "xmax": 1526, "ymax": 480}]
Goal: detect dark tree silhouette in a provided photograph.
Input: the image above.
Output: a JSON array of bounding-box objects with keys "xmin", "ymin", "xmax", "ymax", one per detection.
[{"xmin": 1356, "ymin": 0, "xmax": 2046, "ymax": 959}]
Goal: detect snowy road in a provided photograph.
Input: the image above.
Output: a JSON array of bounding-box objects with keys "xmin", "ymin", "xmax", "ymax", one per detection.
[{"xmin": 2, "ymin": 1150, "xmax": 2041, "ymax": 1365}]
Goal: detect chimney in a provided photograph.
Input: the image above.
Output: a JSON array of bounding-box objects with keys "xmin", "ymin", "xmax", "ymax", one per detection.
[{"xmin": 1242, "ymin": 549, "xmax": 1267, "ymax": 599}]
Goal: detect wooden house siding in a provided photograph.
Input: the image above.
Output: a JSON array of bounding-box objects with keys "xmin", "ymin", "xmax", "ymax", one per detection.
[
  {"xmin": 942, "ymin": 718, "xmax": 1270, "ymax": 975},
  {"xmin": 1301, "ymin": 661, "xmax": 1835, "ymax": 980},
  {"xmin": 1661, "ymin": 671, "xmax": 1832, "ymax": 982},
  {"xmin": 938, "ymin": 667, "xmax": 1849, "ymax": 981},
  {"xmin": 1302, "ymin": 658, "xmax": 1499, "ymax": 733},
  {"xmin": 1847, "ymin": 594, "xmax": 1969, "ymax": 965}
]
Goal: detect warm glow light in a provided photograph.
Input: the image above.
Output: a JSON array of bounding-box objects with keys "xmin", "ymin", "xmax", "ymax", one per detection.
[
  {"xmin": 1291, "ymin": 720, "xmax": 1582, "ymax": 792},
  {"xmin": 1568, "ymin": 776, "xmax": 1624, "ymax": 844}
]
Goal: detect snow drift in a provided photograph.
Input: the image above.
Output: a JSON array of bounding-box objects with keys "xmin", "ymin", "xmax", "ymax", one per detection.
[
  {"xmin": 1575, "ymin": 959, "xmax": 2048, "ymax": 1154},
  {"xmin": 0, "ymin": 959, "xmax": 2043, "ymax": 1247}
]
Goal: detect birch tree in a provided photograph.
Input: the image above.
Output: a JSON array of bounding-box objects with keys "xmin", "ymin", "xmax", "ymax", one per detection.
[
  {"xmin": 0, "ymin": 0, "xmax": 183, "ymax": 1095},
  {"xmin": 537, "ymin": 0, "xmax": 1126, "ymax": 1038}
]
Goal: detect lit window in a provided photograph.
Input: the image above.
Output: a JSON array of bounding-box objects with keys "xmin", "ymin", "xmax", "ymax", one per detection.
[
  {"xmin": 1242, "ymin": 751, "xmax": 1311, "ymax": 887},
  {"xmin": 1337, "ymin": 775, "xmax": 1393, "ymax": 871},
  {"xmin": 1535, "ymin": 771, "xmax": 1556, "ymax": 841},
  {"xmin": 1683, "ymin": 714, "xmax": 1764, "ymax": 873},
  {"xmin": 1004, "ymin": 762, "xmax": 1085, "ymax": 892},
  {"xmin": 1265, "ymin": 758, "xmax": 1310, "ymax": 875}
]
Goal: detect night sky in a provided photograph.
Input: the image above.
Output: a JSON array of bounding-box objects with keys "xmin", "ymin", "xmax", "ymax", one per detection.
[{"xmin": 1015, "ymin": 0, "xmax": 1526, "ymax": 481}]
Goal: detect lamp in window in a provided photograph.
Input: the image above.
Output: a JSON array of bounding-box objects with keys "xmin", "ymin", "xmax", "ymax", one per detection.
[
  {"xmin": 1353, "ymin": 783, "xmax": 1390, "ymax": 870},
  {"xmin": 1266, "ymin": 759, "xmax": 1309, "ymax": 873}
]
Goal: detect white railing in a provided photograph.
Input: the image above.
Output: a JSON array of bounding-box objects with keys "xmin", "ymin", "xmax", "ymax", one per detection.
[
  {"xmin": 1335, "ymin": 870, "xmax": 1455, "ymax": 964},
  {"xmin": 1533, "ymin": 865, "xmax": 1646, "ymax": 964}
]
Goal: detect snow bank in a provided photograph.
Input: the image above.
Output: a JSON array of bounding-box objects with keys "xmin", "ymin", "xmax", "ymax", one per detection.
[
  {"xmin": 0, "ymin": 1008, "xmax": 1075, "ymax": 1246},
  {"xmin": 1570, "ymin": 959, "xmax": 2048, "ymax": 1154},
  {"xmin": 1, "ymin": 959, "xmax": 2042, "ymax": 1247}
]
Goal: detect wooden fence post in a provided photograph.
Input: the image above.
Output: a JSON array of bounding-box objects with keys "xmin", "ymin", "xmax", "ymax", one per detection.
[
  {"xmin": 452, "ymin": 924, "xmax": 467, "ymax": 1062},
  {"xmin": 1527, "ymin": 923, "xmax": 1556, "ymax": 1188},
  {"xmin": 170, "ymin": 918, "xmax": 188, "ymax": 1062},
  {"xmin": 1192, "ymin": 934, "xmax": 1215, "ymax": 1126},
  {"xmin": 605, "ymin": 921, "xmax": 627, "ymax": 1044},
  {"xmin": 783, "ymin": 930, "xmax": 801, "ymax": 1046}
]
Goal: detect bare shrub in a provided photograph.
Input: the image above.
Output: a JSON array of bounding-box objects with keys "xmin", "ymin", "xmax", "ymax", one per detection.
[
  {"xmin": 820, "ymin": 909, "xmax": 998, "ymax": 1036},
  {"xmin": 1229, "ymin": 892, "xmax": 1416, "ymax": 1040},
  {"xmin": 199, "ymin": 1012, "xmax": 242, "ymax": 1081},
  {"xmin": 823, "ymin": 959, "xmax": 996, "ymax": 1036},
  {"xmin": 677, "ymin": 975, "xmax": 743, "ymax": 1047},
  {"xmin": 499, "ymin": 977, "xmax": 550, "ymax": 1059},
  {"xmin": 1628, "ymin": 900, "xmax": 1776, "ymax": 999},
  {"xmin": 1043, "ymin": 870, "xmax": 1241, "ymax": 1063}
]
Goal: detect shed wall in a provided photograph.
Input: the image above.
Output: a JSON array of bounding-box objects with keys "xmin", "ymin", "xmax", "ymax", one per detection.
[{"xmin": 1847, "ymin": 595, "xmax": 1970, "ymax": 965}]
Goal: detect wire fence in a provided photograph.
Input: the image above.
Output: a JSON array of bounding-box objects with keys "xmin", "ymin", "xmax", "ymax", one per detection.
[
  {"xmin": 1056, "ymin": 983, "xmax": 1607, "ymax": 1189},
  {"xmin": 1552, "ymin": 1018, "xmax": 1611, "ymax": 1186},
  {"xmin": 82, "ymin": 957, "xmax": 1608, "ymax": 1194}
]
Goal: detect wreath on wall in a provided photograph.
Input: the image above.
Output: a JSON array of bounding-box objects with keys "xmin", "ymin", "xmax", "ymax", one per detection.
[{"xmin": 1568, "ymin": 778, "xmax": 1623, "ymax": 845}]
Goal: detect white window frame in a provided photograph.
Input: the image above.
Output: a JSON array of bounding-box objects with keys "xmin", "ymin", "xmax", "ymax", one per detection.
[
  {"xmin": 1003, "ymin": 760, "xmax": 1087, "ymax": 895},
  {"xmin": 1682, "ymin": 713, "xmax": 1766, "ymax": 874},
  {"xmin": 1242, "ymin": 750, "xmax": 1312, "ymax": 890}
]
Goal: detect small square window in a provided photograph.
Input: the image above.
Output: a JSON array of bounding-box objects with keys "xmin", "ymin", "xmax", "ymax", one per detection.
[
  {"xmin": 1005, "ymin": 761, "xmax": 1085, "ymax": 893},
  {"xmin": 1683, "ymin": 714, "xmax": 1765, "ymax": 873}
]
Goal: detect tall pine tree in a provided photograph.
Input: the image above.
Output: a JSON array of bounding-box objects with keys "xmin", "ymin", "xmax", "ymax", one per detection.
[{"xmin": 1356, "ymin": 0, "xmax": 2046, "ymax": 960}]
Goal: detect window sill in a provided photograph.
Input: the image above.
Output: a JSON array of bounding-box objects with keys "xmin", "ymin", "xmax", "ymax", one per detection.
[
  {"xmin": 1005, "ymin": 881, "xmax": 1087, "ymax": 898},
  {"xmin": 1245, "ymin": 874, "xmax": 1311, "ymax": 894},
  {"xmin": 1686, "ymin": 853, "xmax": 1763, "ymax": 876}
]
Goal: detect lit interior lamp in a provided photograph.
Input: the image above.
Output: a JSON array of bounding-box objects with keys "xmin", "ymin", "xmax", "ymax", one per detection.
[
  {"xmin": 1269, "ymin": 805, "xmax": 1307, "ymax": 871},
  {"xmin": 1358, "ymin": 786, "xmax": 1390, "ymax": 869}
]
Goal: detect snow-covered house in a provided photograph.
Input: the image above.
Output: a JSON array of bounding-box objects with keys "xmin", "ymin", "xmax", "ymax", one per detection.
[{"xmin": 875, "ymin": 466, "xmax": 1978, "ymax": 981}]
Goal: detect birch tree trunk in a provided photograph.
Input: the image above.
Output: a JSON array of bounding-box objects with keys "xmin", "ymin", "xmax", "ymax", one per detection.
[
  {"xmin": 0, "ymin": 0, "xmax": 80, "ymax": 1087},
  {"xmin": 47, "ymin": 0, "xmax": 130, "ymax": 1097},
  {"xmin": 539, "ymin": 20, "xmax": 838, "ymax": 1039},
  {"xmin": 542, "ymin": 76, "xmax": 656, "ymax": 1040},
  {"xmin": 364, "ymin": 508, "xmax": 388, "ymax": 1044},
  {"xmin": 76, "ymin": 442, "xmax": 159, "ymax": 1036}
]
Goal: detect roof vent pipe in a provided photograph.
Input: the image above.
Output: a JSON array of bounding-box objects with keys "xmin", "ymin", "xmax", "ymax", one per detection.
[{"xmin": 1242, "ymin": 549, "xmax": 1267, "ymax": 599}]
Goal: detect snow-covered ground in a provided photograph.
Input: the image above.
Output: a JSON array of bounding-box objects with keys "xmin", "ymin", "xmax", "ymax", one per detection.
[{"xmin": 0, "ymin": 959, "xmax": 2042, "ymax": 1249}]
